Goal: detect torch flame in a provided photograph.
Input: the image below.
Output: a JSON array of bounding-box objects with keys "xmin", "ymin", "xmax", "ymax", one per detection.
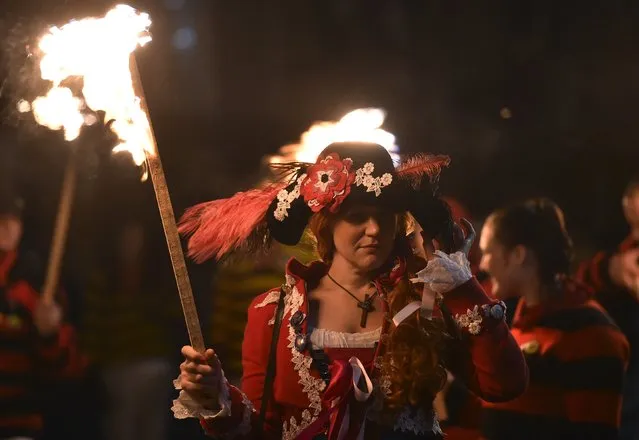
[
  {"xmin": 269, "ymin": 108, "xmax": 400, "ymax": 164},
  {"xmin": 31, "ymin": 88, "xmax": 85, "ymax": 141},
  {"xmin": 25, "ymin": 4, "xmax": 153, "ymax": 168}
]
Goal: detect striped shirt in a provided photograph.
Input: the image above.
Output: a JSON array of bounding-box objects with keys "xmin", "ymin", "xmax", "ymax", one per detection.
[
  {"xmin": 0, "ymin": 251, "xmax": 81, "ymax": 439},
  {"xmin": 576, "ymin": 236, "xmax": 639, "ymax": 439},
  {"xmin": 482, "ymin": 282, "xmax": 629, "ymax": 439}
]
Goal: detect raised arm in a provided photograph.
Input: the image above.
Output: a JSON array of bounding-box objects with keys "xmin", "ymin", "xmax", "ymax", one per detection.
[{"xmin": 441, "ymin": 277, "xmax": 528, "ymax": 402}]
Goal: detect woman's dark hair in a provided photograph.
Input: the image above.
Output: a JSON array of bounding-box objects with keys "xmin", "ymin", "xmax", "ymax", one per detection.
[{"xmin": 488, "ymin": 198, "xmax": 573, "ymax": 285}]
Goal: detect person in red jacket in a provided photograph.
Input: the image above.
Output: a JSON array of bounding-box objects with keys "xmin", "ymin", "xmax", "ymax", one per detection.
[
  {"xmin": 413, "ymin": 198, "xmax": 509, "ymax": 440},
  {"xmin": 424, "ymin": 199, "xmax": 487, "ymax": 440},
  {"xmin": 576, "ymin": 176, "xmax": 639, "ymax": 440},
  {"xmin": 173, "ymin": 142, "xmax": 527, "ymax": 439},
  {"xmin": 0, "ymin": 187, "xmax": 83, "ymax": 440},
  {"xmin": 442, "ymin": 198, "xmax": 628, "ymax": 440}
]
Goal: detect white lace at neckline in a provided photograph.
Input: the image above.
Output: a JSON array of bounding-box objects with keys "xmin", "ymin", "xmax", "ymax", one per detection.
[{"xmin": 310, "ymin": 326, "xmax": 382, "ymax": 349}]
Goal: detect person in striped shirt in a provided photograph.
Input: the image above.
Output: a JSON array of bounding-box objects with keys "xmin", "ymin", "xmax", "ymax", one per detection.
[
  {"xmin": 576, "ymin": 175, "xmax": 639, "ymax": 440},
  {"xmin": 0, "ymin": 188, "xmax": 83, "ymax": 440},
  {"xmin": 476, "ymin": 198, "xmax": 630, "ymax": 439},
  {"xmin": 442, "ymin": 198, "xmax": 629, "ymax": 439}
]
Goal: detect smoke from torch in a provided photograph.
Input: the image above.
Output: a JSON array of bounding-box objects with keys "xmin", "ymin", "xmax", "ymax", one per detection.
[{"xmin": 22, "ymin": 5, "xmax": 205, "ymax": 351}]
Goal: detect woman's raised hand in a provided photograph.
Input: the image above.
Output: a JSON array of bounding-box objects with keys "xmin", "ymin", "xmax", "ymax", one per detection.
[
  {"xmin": 453, "ymin": 218, "xmax": 476, "ymax": 257},
  {"xmin": 421, "ymin": 218, "xmax": 476, "ymax": 259}
]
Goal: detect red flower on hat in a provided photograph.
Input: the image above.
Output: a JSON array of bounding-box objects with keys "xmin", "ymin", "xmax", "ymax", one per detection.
[{"xmin": 301, "ymin": 153, "xmax": 355, "ymax": 213}]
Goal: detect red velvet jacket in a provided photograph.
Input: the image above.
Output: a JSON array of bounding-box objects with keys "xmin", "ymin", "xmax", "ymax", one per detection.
[{"xmin": 200, "ymin": 258, "xmax": 527, "ymax": 439}]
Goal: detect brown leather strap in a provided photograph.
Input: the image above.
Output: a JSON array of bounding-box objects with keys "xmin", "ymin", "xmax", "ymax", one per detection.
[{"xmin": 257, "ymin": 288, "xmax": 285, "ymax": 434}]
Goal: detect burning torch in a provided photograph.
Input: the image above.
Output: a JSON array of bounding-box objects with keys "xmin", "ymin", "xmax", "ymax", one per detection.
[{"xmin": 21, "ymin": 5, "xmax": 205, "ymax": 352}]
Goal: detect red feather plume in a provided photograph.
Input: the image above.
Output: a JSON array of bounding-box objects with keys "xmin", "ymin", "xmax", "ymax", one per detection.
[
  {"xmin": 178, "ymin": 183, "xmax": 286, "ymax": 262},
  {"xmin": 396, "ymin": 153, "xmax": 451, "ymax": 186}
]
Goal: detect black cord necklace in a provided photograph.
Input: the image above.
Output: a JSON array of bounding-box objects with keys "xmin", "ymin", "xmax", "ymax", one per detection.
[{"xmin": 326, "ymin": 273, "xmax": 378, "ymax": 328}]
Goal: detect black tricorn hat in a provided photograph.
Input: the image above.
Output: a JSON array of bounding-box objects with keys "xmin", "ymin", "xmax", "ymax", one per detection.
[
  {"xmin": 266, "ymin": 142, "xmax": 409, "ymax": 246},
  {"xmin": 179, "ymin": 141, "xmax": 450, "ymax": 262}
]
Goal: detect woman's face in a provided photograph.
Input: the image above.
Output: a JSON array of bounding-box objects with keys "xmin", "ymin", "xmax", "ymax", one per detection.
[
  {"xmin": 331, "ymin": 204, "xmax": 398, "ymax": 273},
  {"xmin": 479, "ymin": 219, "xmax": 522, "ymax": 300}
]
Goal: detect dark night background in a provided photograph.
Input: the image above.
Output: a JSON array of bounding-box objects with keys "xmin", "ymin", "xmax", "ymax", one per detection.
[{"xmin": 2, "ymin": 0, "xmax": 639, "ymax": 257}]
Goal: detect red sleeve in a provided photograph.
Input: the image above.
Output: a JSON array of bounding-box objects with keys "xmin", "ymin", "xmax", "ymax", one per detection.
[
  {"xmin": 576, "ymin": 251, "xmax": 613, "ymax": 294},
  {"xmin": 442, "ymin": 278, "xmax": 528, "ymax": 403},
  {"xmin": 577, "ymin": 237, "xmax": 638, "ymax": 302},
  {"xmin": 36, "ymin": 322, "xmax": 87, "ymax": 379},
  {"xmin": 201, "ymin": 291, "xmax": 281, "ymax": 439},
  {"xmin": 8, "ymin": 281, "xmax": 87, "ymax": 378}
]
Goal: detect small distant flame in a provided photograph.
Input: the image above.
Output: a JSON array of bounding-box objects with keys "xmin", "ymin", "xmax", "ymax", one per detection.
[
  {"xmin": 16, "ymin": 100, "xmax": 31, "ymax": 113},
  {"xmin": 269, "ymin": 108, "xmax": 400, "ymax": 165},
  {"xmin": 25, "ymin": 4, "xmax": 154, "ymax": 169}
]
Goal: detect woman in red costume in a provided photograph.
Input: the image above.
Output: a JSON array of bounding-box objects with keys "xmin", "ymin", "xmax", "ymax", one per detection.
[{"xmin": 172, "ymin": 142, "xmax": 527, "ymax": 439}]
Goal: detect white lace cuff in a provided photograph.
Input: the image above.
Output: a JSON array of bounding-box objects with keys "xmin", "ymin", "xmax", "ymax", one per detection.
[
  {"xmin": 410, "ymin": 251, "xmax": 472, "ymax": 294},
  {"xmin": 171, "ymin": 365, "xmax": 232, "ymax": 420}
]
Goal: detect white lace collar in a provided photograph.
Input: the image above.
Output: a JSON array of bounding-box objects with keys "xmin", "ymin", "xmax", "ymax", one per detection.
[{"xmin": 309, "ymin": 326, "xmax": 382, "ymax": 349}]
